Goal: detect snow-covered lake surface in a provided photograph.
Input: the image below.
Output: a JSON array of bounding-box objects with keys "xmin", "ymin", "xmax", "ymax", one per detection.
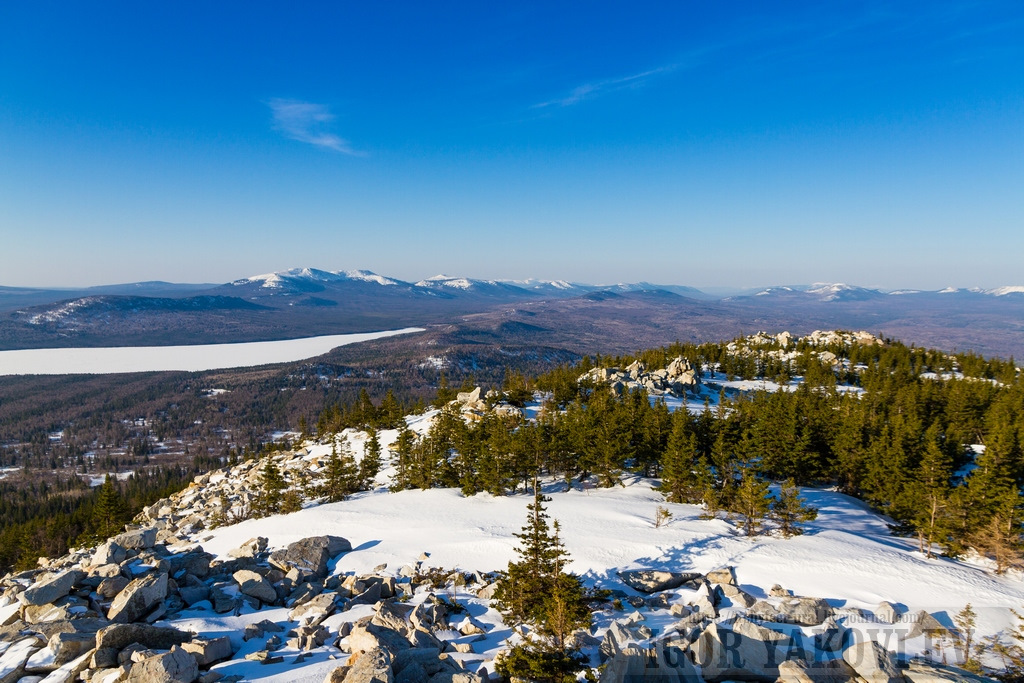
[{"xmin": 0, "ymin": 328, "xmax": 424, "ymax": 375}]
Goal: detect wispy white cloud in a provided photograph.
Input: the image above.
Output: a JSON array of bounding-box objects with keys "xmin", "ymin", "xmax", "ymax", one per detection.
[
  {"xmin": 532, "ymin": 65, "xmax": 676, "ymax": 109},
  {"xmin": 268, "ymin": 98, "xmax": 361, "ymax": 155}
]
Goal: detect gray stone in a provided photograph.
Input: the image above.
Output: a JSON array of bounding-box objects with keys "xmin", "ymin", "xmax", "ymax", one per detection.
[
  {"xmin": 905, "ymin": 610, "xmax": 946, "ymax": 639},
  {"xmin": 107, "ymin": 573, "xmax": 168, "ymax": 623},
  {"xmin": 348, "ymin": 624, "xmax": 411, "ymax": 655},
  {"xmin": 112, "ymin": 529, "xmax": 157, "ymax": 551},
  {"xmin": 0, "ymin": 638, "xmax": 42, "ymax": 683},
  {"xmin": 268, "ymin": 536, "xmax": 351, "ymax": 577},
  {"xmin": 875, "ymin": 601, "xmax": 901, "ymax": 624},
  {"xmin": 618, "ymin": 570, "xmax": 702, "ymax": 594},
  {"xmin": 232, "ymin": 570, "xmax": 277, "ymax": 604},
  {"xmin": 90, "ymin": 564, "xmax": 124, "ymax": 580},
  {"xmin": 713, "ymin": 583, "xmax": 756, "ymax": 608},
  {"xmin": 31, "ymin": 650, "xmax": 92, "ymax": 683},
  {"xmin": 97, "ymin": 576, "xmax": 131, "ymax": 600},
  {"xmin": 95, "ymin": 623, "xmax": 191, "ymax": 652},
  {"xmin": 841, "ymin": 641, "xmax": 901, "ymax": 683},
  {"xmin": 126, "ymin": 646, "xmax": 198, "ymax": 683},
  {"xmin": 903, "ymin": 660, "xmax": 997, "ymax": 682},
  {"xmin": 181, "ymin": 637, "xmax": 232, "ymax": 667},
  {"xmin": 776, "ymin": 597, "xmax": 833, "ymax": 626},
  {"xmin": 778, "ymin": 659, "xmax": 858, "ymax": 683},
  {"xmin": 705, "ymin": 567, "xmax": 736, "ymax": 586},
  {"xmin": 48, "ymin": 632, "xmax": 96, "ymax": 667},
  {"xmin": 20, "ymin": 571, "xmax": 85, "ymax": 607},
  {"xmin": 178, "ymin": 586, "xmax": 210, "ymax": 607},
  {"xmin": 692, "ymin": 616, "xmax": 789, "ymax": 681},
  {"xmin": 340, "ymin": 647, "xmax": 392, "ymax": 683},
  {"xmin": 168, "ymin": 552, "xmax": 212, "ymax": 580},
  {"xmin": 289, "ymin": 592, "xmax": 337, "ymax": 626},
  {"xmin": 92, "ymin": 543, "xmax": 128, "ymax": 567},
  {"xmin": 601, "ymin": 646, "xmax": 702, "ymax": 682}
]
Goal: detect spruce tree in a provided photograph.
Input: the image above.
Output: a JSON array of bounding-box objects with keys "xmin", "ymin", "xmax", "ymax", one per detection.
[
  {"xmin": 732, "ymin": 466, "xmax": 772, "ymax": 536},
  {"xmin": 659, "ymin": 410, "xmax": 700, "ymax": 504},
  {"xmin": 771, "ymin": 479, "xmax": 818, "ymax": 537},
  {"xmin": 322, "ymin": 438, "xmax": 360, "ymax": 502},
  {"xmin": 252, "ymin": 458, "xmax": 286, "ymax": 517},
  {"xmin": 359, "ymin": 428, "xmax": 383, "ymax": 490},
  {"xmin": 908, "ymin": 425, "xmax": 953, "ymax": 557},
  {"xmin": 389, "ymin": 426, "xmax": 417, "ymax": 491},
  {"xmin": 493, "ymin": 488, "xmax": 591, "ymax": 682},
  {"xmin": 92, "ymin": 474, "xmax": 128, "ymax": 540}
]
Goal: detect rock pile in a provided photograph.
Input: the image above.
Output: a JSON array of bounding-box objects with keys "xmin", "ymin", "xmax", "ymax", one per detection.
[
  {"xmin": 0, "ymin": 527, "xmax": 492, "ymax": 683},
  {"xmin": 579, "ymin": 357, "xmax": 701, "ymax": 396}
]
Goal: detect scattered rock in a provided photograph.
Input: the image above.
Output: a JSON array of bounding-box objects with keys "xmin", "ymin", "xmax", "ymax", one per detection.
[
  {"xmin": 95, "ymin": 624, "xmax": 191, "ymax": 652},
  {"xmin": 705, "ymin": 567, "xmax": 736, "ymax": 586},
  {"xmin": 618, "ymin": 570, "xmax": 702, "ymax": 594},
  {"xmin": 875, "ymin": 601, "xmax": 901, "ymax": 624}
]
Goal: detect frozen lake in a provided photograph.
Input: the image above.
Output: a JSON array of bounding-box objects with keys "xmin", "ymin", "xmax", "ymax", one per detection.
[{"xmin": 0, "ymin": 328, "xmax": 424, "ymax": 375}]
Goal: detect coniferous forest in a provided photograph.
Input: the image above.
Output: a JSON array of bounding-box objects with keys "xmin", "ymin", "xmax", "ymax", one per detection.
[{"xmin": 1, "ymin": 331, "xmax": 1021, "ymax": 576}]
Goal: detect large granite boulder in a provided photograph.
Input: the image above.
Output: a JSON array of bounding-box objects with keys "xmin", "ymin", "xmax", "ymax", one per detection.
[
  {"xmin": 692, "ymin": 616, "xmax": 791, "ymax": 681},
  {"xmin": 125, "ymin": 646, "xmax": 198, "ymax": 683},
  {"xmin": 233, "ymin": 569, "xmax": 277, "ymax": 604},
  {"xmin": 841, "ymin": 640, "xmax": 901, "ymax": 683},
  {"xmin": 95, "ymin": 623, "xmax": 191, "ymax": 652},
  {"xmin": 269, "ymin": 536, "xmax": 351, "ymax": 577},
  {"xmin": 106, "ymin": 573, "xmax": 168, "ymax": 623},
  {"xmin": 618, "ymin": 570, "xmax": 702, "ymax": 594},
  {"xmin": 20, "ymin": 571, "xmax": 85, "ymax": 607},
  {"xmin": 112, "ymin": 528, "xmax": 157, "ymax": 551}
]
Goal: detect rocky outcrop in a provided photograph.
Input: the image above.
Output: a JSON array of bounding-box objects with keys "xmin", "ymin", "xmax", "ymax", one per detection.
[{"xmin": 579, "ymin": 357, "xmax": 701, "ymax": 396}]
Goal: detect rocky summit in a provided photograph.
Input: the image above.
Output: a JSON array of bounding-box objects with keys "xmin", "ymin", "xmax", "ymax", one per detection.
[{"xmin": 0, "ymin": 434, "xmax": 996, "ymax": 683}]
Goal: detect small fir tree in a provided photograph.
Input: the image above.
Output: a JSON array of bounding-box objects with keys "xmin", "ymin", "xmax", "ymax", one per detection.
[
  {"xmin": 771, "ymin": 479, "xmax": 818, "ymax": 537},
  {"xmin": 732, "ymin": 466, "xmax": 772, "ymax": 537},
  {"xmin": 92, "ymin": 474, "xmax": 129, "ymax": 540},
  {"xmin": 493, "ymin": 488, "xmax": 591, "ymax": 682},
  {"xmin": 322, "ymin": 438, "xmax": 360, "ymax": 502},
  {"xmin": 252, "ymin": 457, "xmax": 287, "ymax": 517},
  {"xmin": 359, "ymin": 428, "xmax": 383, "ymax": 490}
]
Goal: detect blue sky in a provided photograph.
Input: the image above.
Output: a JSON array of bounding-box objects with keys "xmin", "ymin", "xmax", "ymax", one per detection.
[{"xmin": 1, "ymin": 1, "xmax": 1021, "ymax": 289}]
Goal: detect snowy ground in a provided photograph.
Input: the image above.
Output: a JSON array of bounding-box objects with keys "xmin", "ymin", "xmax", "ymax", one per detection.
[
  {"xmin": 0, "ymin": 328, "xmax": 424, "ymax": 375},
  {"xmin": 175, "ymin": 462, "xmax": 1024, "ymax": 678}
]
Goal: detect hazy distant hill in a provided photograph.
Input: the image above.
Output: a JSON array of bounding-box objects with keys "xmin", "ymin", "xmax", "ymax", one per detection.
[{"xmin": 1, "ymin": 268, "xmax": 1022, "ymax": 359}]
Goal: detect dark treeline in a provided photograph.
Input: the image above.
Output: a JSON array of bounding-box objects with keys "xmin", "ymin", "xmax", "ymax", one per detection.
[
  {"xmin": 0, "ymin": 465, "xmax": 198, "ymax": 572},
  {"xmin": 380, "ymin": 335, "xmax": 1023, "ymax": 570}
]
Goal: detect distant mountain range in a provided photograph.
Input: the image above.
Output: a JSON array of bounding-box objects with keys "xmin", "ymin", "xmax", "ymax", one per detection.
[{"xmin": 1, "ymin": 268, "xmax": 1022, "ymax": 359}]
